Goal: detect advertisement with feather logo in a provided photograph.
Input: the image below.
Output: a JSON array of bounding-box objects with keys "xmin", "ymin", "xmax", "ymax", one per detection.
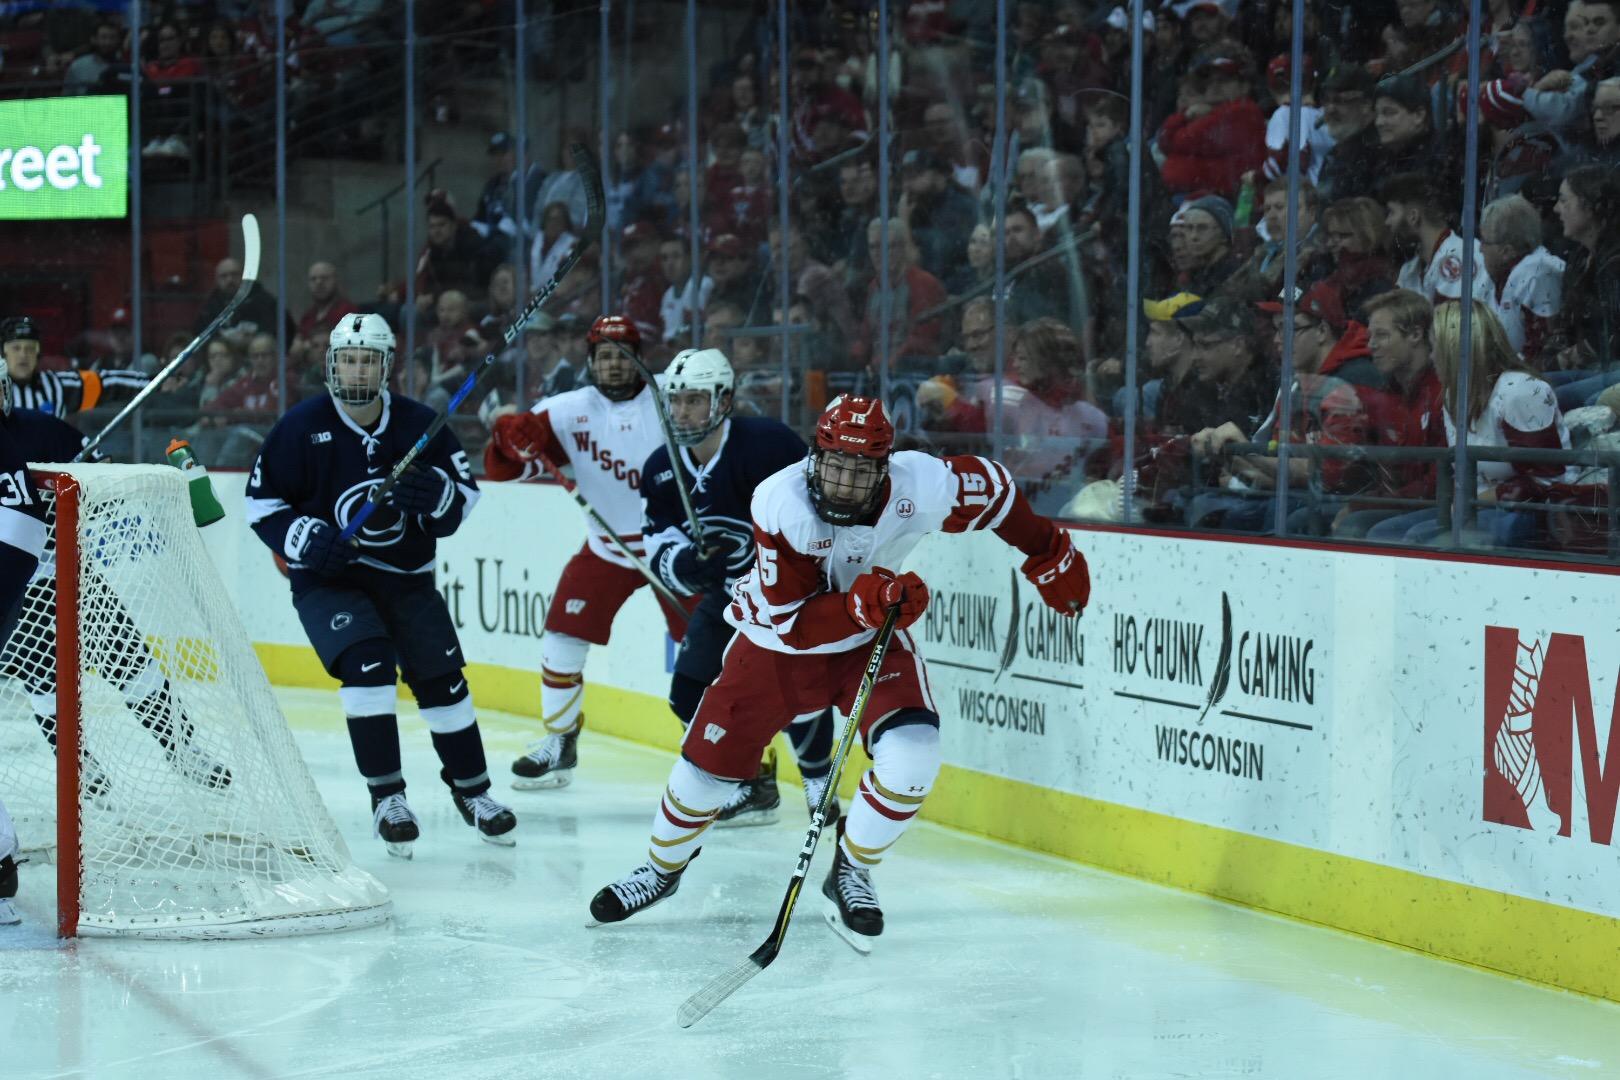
[
  {"xmin": 1111, "ymin": 592, "xmax": 1321, "ymax": 784},
  {"xmin": 920, "ymin": 568, "xmax": 1085, "ymax": 738}
]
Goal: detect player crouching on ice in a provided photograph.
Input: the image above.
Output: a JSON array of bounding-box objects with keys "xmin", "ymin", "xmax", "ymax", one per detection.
[
  {"xmin": 245, "ymin": 314, "xmax": 516, "ymax": 857},
  {"xmin": 590, "ymin": 396, "xmax": 1089, "ymax": 951}
]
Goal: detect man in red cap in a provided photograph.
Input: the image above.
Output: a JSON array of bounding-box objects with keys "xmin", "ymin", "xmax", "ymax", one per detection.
[{"xmin": 589, "ymin": 395, "xmax": 1090, "ymax": 952}]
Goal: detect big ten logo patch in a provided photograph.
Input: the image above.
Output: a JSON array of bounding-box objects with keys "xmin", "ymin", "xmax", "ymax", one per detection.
[
  {"xmin": 1483, "ymin": 627, "xmax": 1620, "ymax": 843},
  {"xmin": 571, "ymin": 431, "xmax": 640, "ymax": 487}
]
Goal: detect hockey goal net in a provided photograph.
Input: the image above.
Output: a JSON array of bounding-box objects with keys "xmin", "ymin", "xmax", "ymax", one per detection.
[{"xmin": 0, "ymin": 463, "xmax": 390, "ymax": 938}]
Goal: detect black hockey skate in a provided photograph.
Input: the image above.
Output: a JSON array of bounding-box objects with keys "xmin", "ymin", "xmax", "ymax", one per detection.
[
  {"xmin": 444, "ymin": 772, "xmax": 517, "ymax": 846},
  {"xmin": 714, "ymin": 758, "xmax": 780, "ymax": 828},
  {"xmin": 371, "ymin": 791, "xmax": 420, "ymax": 859},
  {"xmin": 0, "ymin": 854, "xmax": 19, "ymax": 926},
  {"xmin": 511, "ymin": 721, "xmax": 579, "ymax": 790},
  {"xmin": 821, "ymin": 831, "xmax": 882, "ymax": 954},
  {"xmin": 803, "ymin": 773, "xmax": 841, "ymax": 828},
  {"xmin": 589, "ymin": 856, "xmax": 691, "ymax": 925}
]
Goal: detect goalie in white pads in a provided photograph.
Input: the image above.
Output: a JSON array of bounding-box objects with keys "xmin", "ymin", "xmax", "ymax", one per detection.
[
  {"xmin": 245, "ymin": 314, "xmax": 515, "ymax": 857},
  {"xmin": 483, "ymin": 314, "xmax": 694, "ymax": 789},
  {"xmin": 590, "ymin": 397, "xmax": 1091, "ymax": 951}
]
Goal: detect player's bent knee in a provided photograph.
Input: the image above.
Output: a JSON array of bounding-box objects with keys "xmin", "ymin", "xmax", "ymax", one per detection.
[
  {"xmin": 871, "ymin": 720, "xmax": 942, "ymax": 793},
  {"xmin": 410, "ymin": 670, "xmax": 476, "ymax": 733},
  {"xmin": 336, "ymin": 639, "xmax": 396, "ymax": 686},
  {"xmin": 670, "ymin": 755, "xmax": 738, "ymax": 809},
  {"xmin": 668, "ymin": 673, "xmax": 706, "ymax": 727},
  {"xmin": 338, "ymin": 684, "xmax": 397, "ymax": 718},
  {"xmin": 540, "ymin": 631, "xmax": 590, "ymax": 675}
]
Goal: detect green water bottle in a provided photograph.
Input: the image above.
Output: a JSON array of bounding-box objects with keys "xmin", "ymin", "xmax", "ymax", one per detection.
[{"xmin": 165, "ymin": 438, "xmax": 226, "ymax": 527}]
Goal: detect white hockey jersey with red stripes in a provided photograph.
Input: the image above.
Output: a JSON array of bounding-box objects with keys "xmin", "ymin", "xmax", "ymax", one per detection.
[
  {"xmin": 507, "ymin": 383, "xmax": 665, "ymax": 568},
  {"xmin": 727, "ymin": 451, "xmax": 1025, "ymax": 655}
]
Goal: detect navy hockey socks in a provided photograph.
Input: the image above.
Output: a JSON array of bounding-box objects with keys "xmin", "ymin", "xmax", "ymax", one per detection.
[
  {"xmin": 788, "ymin": 708, "xmax": 835, "ymax": 781},
  {"xmin": 432, "ymin": 724, "xmax": 492, "ymax": 796},
  {"xmin": 348, "ymin": 714, "xmax": 405, "ymax": 797}
]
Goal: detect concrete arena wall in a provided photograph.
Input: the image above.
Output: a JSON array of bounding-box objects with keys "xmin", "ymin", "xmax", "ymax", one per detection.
[{"xmin": 203, "ymin": 473, "xmax": 1620, "ymax": 1002}]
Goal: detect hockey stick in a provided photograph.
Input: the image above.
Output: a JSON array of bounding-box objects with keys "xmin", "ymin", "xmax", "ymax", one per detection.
[
  {"xmin": 676, "ymin": 603, "xmax": 902, "ymax": 1029},
  {"xmin": 74, "ymin": 214, "xmax": 262, "ymax": 463},
  {"xmin": 340, "ymin": 142, "xmax": 605, "ymax": 542},
  {"xmin": 630, "ymin": 353, "xmax": 708, "ymax": 554},
  {"xmin": 535, "ymin": 455, "xmax": 689, "ymax": 621}
]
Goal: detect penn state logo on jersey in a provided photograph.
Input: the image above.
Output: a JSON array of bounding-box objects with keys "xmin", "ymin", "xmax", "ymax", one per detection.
[
  {"xmin": 697, "ymin": 514, "xmax": 755, "ymax": 577},
  {"xmin": 334, "ymin": 479, "xmax": 406, "ymax": 549}
]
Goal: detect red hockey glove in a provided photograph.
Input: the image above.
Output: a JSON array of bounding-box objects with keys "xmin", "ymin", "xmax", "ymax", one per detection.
[
  {"xmin": 491, "ymin": 411, "xmax": 551, "ymax": 464},
  {"xmin": 846, "ymin": 567, "xmax": 930, "ymax": 631},
  {"xmin": 1021, "ymin": 529, "xmax": 1089, "ymax": 617}
]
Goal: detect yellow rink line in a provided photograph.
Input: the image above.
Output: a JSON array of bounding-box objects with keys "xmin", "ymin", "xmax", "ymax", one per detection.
[{"xmin": 255, "ymin": 642, "xmax": 1620, "ymax": 1004}]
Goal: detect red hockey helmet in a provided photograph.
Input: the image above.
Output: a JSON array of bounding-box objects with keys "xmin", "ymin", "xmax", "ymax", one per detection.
[
  {"xmin": 807, "ymin": 395, "xmax": 894, "ymax": 525},
  {"xmin": 586, "ymin": 314, "xmax": 645, "ymax": 401}
]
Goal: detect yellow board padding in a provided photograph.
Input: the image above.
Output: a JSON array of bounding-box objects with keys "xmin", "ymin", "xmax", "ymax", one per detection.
[{"xmin": 252, "ymin": 642, "xmax": 1620, "ymax": 1003}]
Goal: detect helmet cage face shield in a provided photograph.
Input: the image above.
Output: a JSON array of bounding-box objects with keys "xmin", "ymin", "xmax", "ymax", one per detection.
[
  {"xmin": 806, "ymin": 448, "xmax": 887, "ymax": 525},
  {"xmin": 668, "ymin": 387, "xmax": 732, "ymax": 445},
  {"xmin": 663, "ymin": 348, "xmax": 736, "ymax": 445},
  {"xmin": 327, "ymin": 345, "xmax": 392, "ymax": 406},
  {"xmin": 589, "ymin": 340, "xmax": 643, "ymax": 401}
]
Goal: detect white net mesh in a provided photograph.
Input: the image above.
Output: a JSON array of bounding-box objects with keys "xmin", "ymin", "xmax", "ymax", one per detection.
[{"xmin": 0, "ymin": 464, "xmax": 390, "ymax": 938}]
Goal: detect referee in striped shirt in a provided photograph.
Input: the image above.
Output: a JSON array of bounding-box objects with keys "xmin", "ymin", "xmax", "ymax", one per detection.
[{"xmin": 1, "ymin": 316, "xmax": 150, "ymax": 419}]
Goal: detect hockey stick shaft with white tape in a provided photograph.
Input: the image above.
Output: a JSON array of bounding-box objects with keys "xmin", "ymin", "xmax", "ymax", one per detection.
[
  {"xmin": 340, "ymin": 143, "xmax": 605, "ymax": 542},
  {"xmin": 75, "ymin": 214, "xmax": 262, "ymax": 463}
]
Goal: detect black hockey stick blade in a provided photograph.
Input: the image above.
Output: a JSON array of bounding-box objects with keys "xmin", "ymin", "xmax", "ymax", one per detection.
[
  {"xmin": 676, "ymin": 606, "xmax": 901, "ymax": 1028},
  {"xmin": 340, "ymin": 145, "xmax": 605, "ymax": 541}
]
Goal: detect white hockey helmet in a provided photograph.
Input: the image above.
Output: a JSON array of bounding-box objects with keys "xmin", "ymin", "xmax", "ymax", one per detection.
[
  {"xmin": 663, "ymin": 348, "xmax": 735, "ymax": 445},
  {"xmin": 326, "ymin": 312, "xmax": 395, "ymax": 407}
]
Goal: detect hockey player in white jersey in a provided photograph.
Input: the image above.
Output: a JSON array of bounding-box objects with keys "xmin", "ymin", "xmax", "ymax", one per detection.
[
  {"xmin": 483, "ymin": 314, "xmax": 692, "ymax": 788},
  {"xmin": 589, "ymin": 396, "xmax": 1091, "ymax": 951}
]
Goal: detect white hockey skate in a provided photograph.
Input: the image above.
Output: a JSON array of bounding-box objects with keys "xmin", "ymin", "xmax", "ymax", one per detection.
[
  {"xmin": 371, "ymin": 791, "xmax": 420, "ymax": 859},
  {"xmin": 511, "ymin": 724, "xmax": 579, "ymax": 790}
]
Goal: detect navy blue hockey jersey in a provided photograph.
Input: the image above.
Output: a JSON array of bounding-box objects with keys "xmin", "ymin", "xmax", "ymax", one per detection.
[
  {"xmin": 244, "ymin": 392, "xmax": 478, "ymax": 589},
  {"xmin": 642, "ymin": 416, "xmax": 807, "ymax": 596},
  {"xmin": 4, "ymin": 408, "xmax": 95, "ymax": 465},
  {"xmin": 0, "ymin": 414, "xmax": 49, "ymax": 614}
]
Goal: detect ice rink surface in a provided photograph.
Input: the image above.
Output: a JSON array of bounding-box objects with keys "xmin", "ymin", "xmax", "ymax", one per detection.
[{"xmin": 4, "ymin": 687, "xmax": 1619, "ymax": 1080}]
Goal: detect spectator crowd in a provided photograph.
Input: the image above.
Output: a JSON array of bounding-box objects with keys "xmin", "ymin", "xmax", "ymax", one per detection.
[{"xmin": 4, "ymin": 0, "xmax": 1620, "ymax": 553}]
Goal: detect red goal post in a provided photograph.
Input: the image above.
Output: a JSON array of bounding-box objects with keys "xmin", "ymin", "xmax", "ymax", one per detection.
[{"xmin": 0, "ymin": 464, "xmax": 390, "ymax": 938}]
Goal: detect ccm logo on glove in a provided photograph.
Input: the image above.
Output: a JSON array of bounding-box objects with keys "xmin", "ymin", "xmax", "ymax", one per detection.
[{"xmin": 846, "ymin": 566, "xmax": 930, "ymax": 630}]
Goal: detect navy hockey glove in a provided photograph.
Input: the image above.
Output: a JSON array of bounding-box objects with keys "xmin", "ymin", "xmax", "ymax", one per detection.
[
  {"xmin": 292, "ymin": 519, "xmax": 360, "ymax": 576},
  {"xmin": 672, "ymin": 543, "xmax": 730, "ymax": 592},
  {"xmin": 384, "ymin": 465, "xmax": 455, "ymax": 518}
]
